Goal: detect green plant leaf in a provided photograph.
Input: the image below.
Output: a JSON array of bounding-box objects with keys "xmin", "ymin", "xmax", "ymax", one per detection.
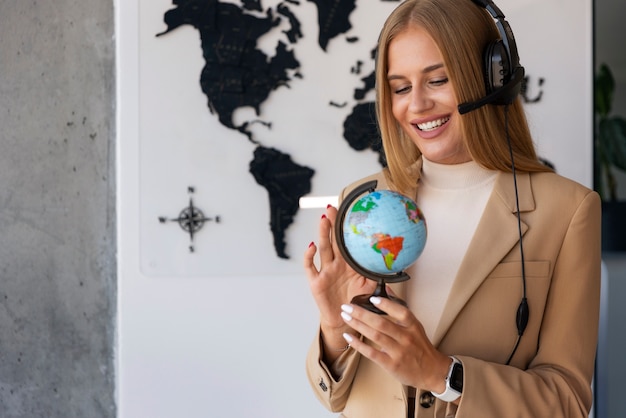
[
  {"xmin": 599, "ymin": 116, "xmax": 626, "ymax": 171},
  {"xmin": 595, "ymin": 63, "xmax": 615, "ymax": 117}
]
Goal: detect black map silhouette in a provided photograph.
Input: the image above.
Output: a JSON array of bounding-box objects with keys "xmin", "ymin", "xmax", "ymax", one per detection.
[{"xmin": 157, "ymin": 0, "xmax": 396, "ymax": 259}]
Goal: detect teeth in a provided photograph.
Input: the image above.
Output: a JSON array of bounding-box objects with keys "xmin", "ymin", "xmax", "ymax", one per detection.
[{"xmin": 417, "ymin": 117, "xmax": 449, "ymax": 131}]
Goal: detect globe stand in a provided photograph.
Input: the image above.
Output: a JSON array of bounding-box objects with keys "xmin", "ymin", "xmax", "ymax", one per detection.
[
  {"xmin": 335, "ymin": 180, "xmax": 416, "ymax": 315},
  {"xmin": 351, "ymin": 278, "xmax": 408, "ymax": 315}
]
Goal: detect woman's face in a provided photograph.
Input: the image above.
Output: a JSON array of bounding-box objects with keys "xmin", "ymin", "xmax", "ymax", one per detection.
[{"xmin": 387, "ymin": 25, "xmax": 471, "ymax": 165}]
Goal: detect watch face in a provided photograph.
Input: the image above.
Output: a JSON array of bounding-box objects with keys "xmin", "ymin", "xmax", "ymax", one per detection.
[{"xmin": 450, "ymin": 363, "xmax": 464, "ymax": 392}]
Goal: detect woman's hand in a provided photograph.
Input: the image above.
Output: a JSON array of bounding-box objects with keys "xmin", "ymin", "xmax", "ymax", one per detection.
[
  {"xmin": 340, "ymin": 296, "xmax": 451, "ymax": 393},
  {"xmin": 304, "ymin": 205, "xmax": 376, "ymax": 359}
]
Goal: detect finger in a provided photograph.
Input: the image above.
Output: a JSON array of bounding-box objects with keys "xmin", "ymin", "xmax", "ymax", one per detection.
[
  {"xmin": 324, "ymin": 205, "xmax": 341, "ymax": 251},
  {"xmin": 303, "ymin": 241, "xmax": 318, "ymax": 275},
  {"xmin": 341, "ymin": 324, "xmax": 397, "ymax": 368},
  {"xmin": 368, "ymin": 296, "xmax": 414, "ymax": 328},
  {"xmin": 317, "ymin": 210, "xmax": 335, "ymax": 264},
  {"xmin": 340, "ymin": 303, "xmax": 398, "ymax": 350},
  {"xmin": 342, "ymin": 331, "xmax": 390, "ymax": 360},
  {"xmin": 325, "ymin": 204, "xmax": 338, "ymax": 223},
  {"xmin": 341, "ymin": 299, "xmax": 416, "ymax": 351}
]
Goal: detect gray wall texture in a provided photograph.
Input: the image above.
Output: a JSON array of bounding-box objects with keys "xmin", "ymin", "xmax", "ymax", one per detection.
[{"xmin": 0, "ymin": 1, "xmax": 116, "ymax": 417}]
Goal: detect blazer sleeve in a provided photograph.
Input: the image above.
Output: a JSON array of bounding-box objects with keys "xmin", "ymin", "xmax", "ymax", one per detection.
[
  {"xmin": 304, "ymin": 171, "xmax": 388, "ymax": 412},
  {"xmin": 305, "ymin": 327, "xmax": 362, "ymax": 412},
  {"xmin": 455, "ymin": 190, "xmax": 601, "ymax": 417}
]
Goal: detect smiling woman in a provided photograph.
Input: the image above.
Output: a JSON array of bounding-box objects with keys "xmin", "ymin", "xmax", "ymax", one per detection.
[{"xmin": 303, "ymin": 0, "xmax": 601, "ymax": 417}]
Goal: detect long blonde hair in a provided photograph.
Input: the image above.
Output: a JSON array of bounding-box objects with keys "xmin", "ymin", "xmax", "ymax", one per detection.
[{"xmin": 375, "ymin": 0, "xmax": 552, "ymax": 193}]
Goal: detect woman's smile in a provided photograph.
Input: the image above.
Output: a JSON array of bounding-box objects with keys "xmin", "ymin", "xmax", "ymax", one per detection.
[{"xmin": 415, "ymin": 116, "xmax": 450, "ymax": 132}]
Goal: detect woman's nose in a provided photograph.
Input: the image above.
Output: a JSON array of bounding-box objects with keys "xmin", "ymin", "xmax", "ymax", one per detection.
[{"xmin": 408, "ymin": 87, "xmax": 433, "ymax": 113}]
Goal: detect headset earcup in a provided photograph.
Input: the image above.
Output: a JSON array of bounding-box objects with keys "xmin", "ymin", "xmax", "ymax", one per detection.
[
  {"xmin": 459, "ymin": 0, "xmax": 525, "ymax": 113},
  {"xmin": 484, "ymin": 40, "xmax": 510, "ymax": 93}
]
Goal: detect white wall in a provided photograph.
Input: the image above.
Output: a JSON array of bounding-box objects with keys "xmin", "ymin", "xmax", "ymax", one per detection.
[{"xmin": 117, "ymin": 1, "xmax": 593, "ymax": 417}]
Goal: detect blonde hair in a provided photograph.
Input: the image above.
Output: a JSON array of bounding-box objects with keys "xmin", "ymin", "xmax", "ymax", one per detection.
[{"xmin": 375, "ymin": 0, "xmax": 552, "ymax": 193}]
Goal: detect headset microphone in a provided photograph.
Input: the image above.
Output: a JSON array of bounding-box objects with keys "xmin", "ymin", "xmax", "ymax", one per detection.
[{"xmin": 458, "ymin": 67, "xmax": 524, "ymax": 114}]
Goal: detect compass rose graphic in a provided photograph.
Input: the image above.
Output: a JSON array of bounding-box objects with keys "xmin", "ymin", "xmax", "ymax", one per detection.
[{"xmin": 158, "ymin": 187, "xmax": 221, "ymax": 252}]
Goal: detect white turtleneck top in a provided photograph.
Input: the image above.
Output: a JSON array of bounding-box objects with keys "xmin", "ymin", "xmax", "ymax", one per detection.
[{"xmin": 406, "ymin": 157, "xmax": 497, "ymax": 340}]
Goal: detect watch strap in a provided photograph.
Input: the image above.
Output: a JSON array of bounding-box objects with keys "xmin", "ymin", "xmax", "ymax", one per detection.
[{"xmin": 432, "ymin": 356, "xmax": 462, "ymax": 402}]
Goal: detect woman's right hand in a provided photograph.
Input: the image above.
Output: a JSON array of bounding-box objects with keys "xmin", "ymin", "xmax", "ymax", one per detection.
[{"xmin": 303, "ymin": 205, "xmax": 377, "ymax": 357}]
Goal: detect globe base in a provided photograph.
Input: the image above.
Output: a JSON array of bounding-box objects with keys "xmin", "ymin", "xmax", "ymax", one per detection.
[{"xmin": 351, "ymin": 279, "xmax": 407, "ymax": 315}]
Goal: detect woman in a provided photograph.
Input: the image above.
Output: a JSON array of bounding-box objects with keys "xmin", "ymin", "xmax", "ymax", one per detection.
[{"xmin": 303, "ymin": 0, "xmax": 601, "ymax": 417}]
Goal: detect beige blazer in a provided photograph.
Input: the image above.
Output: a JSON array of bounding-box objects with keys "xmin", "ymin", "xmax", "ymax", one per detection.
[{"xmin": 306, "ymin": 167, "xmax": 601, "ymax": 418}]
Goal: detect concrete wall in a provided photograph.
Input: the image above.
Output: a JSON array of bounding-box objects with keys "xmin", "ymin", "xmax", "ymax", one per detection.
[{"xmin": 0, "ymin": 1, "xmax": 116, "ymax": 417}]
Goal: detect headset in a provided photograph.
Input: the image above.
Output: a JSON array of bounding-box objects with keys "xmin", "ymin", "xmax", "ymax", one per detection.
[
  {"xmin": 459, "ymin": 0, "xmax": 529, "ymax": 365},
  {"xmin": 458, "ymin": 0, "xmax": 525, "ymax": 115}
]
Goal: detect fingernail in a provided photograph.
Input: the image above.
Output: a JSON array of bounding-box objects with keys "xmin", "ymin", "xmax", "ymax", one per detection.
[
  {"xmin": 327, "ymin": 204, "xmax": 332, "ymax": 209},
  {"xmin": 343, "ymin": 333, "xmax": 354, "ymax": 343},
  {"xmin": 341, "ymin": 304, "xmax": 353, "ymax": 314},
  {"xmin": 321, "ymin": 214, "xmax": 327, "ymax": 219},
  {"xmin": 370, "ymin": 296, "xmax": 382, "ymax": 305},
  {"xmin": 341, "ymin": 311, "xmax": 352, "ymax": 322},
  {"xmin": 309, "ymin": 241, "xmax": 315, "ymax": 248}
]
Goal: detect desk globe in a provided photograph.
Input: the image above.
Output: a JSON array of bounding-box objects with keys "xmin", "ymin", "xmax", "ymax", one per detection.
[{"xmin": 335, "ymin": 180, "xmax": 427, "ymax": 314}]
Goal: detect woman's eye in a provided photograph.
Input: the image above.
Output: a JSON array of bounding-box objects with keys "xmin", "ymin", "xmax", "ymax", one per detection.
[
  {"xmin": 393, "ymin": 85, "xmax": 410, "ymax": 94},
  {"xmin": 430, "ymin": 77, "xmax": 448, "ymax": 86}
]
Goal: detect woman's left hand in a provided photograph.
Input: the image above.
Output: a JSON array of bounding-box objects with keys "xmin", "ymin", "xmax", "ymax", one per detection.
[{"xmin": 340, "ymin": 296, "xmax": 451, "ymax": 393}]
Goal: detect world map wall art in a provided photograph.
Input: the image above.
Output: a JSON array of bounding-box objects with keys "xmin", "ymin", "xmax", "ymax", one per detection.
[{"xmin": 138, "ymin": 0, "xmax": 555, "ymax": 277}]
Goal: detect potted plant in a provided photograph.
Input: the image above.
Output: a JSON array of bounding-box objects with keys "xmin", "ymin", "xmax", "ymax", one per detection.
[{"xmin": 594, "ymin": 63, "xmax": 626, "ymax": 251}]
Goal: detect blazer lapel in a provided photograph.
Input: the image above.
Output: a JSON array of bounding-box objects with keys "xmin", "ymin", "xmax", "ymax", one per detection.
[{"xmin": 432, "ymin": 171, "xmax": 535, "ymax": 346}]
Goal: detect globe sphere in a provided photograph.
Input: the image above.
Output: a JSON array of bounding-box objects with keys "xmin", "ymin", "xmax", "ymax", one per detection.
[{"xmin": 341, "ymin": 189, "xmax": 427, "ymax": 277}]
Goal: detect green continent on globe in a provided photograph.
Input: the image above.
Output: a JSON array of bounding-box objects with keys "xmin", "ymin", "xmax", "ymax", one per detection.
[
  {"xmin": 353, "ymin": 195, "xmax": 378, "ymax": 213},
  {"xmin": 347, "ymin": 194, "xmax": 378, "ymax": 234},
  {"xmin": 371, "ymin": 233, "xmax": 404, "ymax": 270}
]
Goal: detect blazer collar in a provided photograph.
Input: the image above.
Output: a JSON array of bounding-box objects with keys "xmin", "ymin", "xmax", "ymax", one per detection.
[{"xmin": 430, "ymin": 170, "xmax": 534, "ymax": 346}]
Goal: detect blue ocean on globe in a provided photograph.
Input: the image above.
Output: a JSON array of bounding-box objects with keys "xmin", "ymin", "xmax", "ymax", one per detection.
[{"xmin": 343, "ymin": 190, "xmax": 427, "ymax": 275}]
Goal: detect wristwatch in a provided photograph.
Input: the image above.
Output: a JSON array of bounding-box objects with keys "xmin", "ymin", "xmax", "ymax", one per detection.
[{"xmin": 432, "ymin": 356, "xmax": 463, "ymax": 402}]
